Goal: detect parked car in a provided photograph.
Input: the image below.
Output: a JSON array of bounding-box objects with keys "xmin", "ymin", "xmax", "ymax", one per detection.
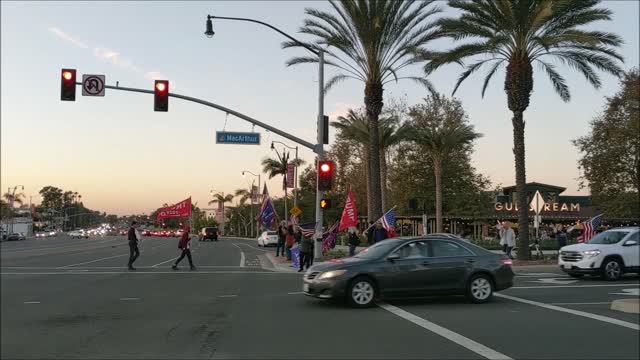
[
  {"xmin": 257, "ymin": 231, "xmax": 279, "ymax": 247},
  {"xmin": 558, "ymin": 227, "xmax": 639, "ymax": 280},
  {"xmin": 199, "ymin": 227, "xmax": 219, "ymax": 241},
  {"xmin": 303, "ymin": 236, "xmax": 515, "ymax": 308},
  {"xmin": 68, "ymin": 230, "xmax": 89, "ymax": 239},
  {"xmin": 7, "ymin": 233, "xmax": 26, "ymax": 241}
]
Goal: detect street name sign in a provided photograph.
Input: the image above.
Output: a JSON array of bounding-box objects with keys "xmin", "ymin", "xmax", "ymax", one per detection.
[
  {"xmin": 216, "ymin": 131, "xmax": 260, "ymax": 145},
  {"xmin": 82, "ymin": 74, "xmax": 105, "ymax": 96}
]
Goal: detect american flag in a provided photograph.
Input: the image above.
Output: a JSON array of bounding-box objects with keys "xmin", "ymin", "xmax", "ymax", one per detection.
[
  {"xmin": 381, "ymin": 208, "xmax": 396, "ymax": 231},
  {"xmin": 290, "ymin": 214, "xmax": 298, "ymax": 226},
  {"xmin": 579, "ymin": 214, "xmax": 603, "ymax": 243},
  {"xmin": 322, "ymin": 221, "xmax": 340, "ymax": 254},
  {"xmin": 297, "ymin": 222, "xmax": 316, "ymax": 238}
]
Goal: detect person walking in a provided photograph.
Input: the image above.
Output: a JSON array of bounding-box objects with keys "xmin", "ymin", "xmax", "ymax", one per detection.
[
  {"xmin": 500, "ymin": 222, "xmax": 516, "ymax": 259},
  {"xmin": 372, "ymin": 222, "xmax": 388, "ymax": 245},
  {"xmin": 276, "ymin": 222, "xmax": 286, "ymax": 257},
  {"xmin": 347, "ymin": 227, "xmax": 360, "ymax": 257},
  {"xmin": 172, "ymin": 225, "xmax": 195, "ymax": 271},
  {"xmin": 127, "ymin": 221, "xmax": 140, "ymax": 270},
  {"xmin": 285, "ymin": 225, "xmax": 296, "ymax": 260},
  {"xmin": 298, "ymin": 232, "xmax": 314, "ymax": 272}
]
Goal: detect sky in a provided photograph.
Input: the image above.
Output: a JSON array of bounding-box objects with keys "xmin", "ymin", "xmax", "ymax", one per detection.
[{"xmin": 1, "ymin": 1, "xmax": 639, "ymax": 216}]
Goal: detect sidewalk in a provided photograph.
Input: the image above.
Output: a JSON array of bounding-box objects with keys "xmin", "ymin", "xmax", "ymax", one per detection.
[{"xmin": 264, "ymin": 252, "xmax": 298, "ymax": 273}]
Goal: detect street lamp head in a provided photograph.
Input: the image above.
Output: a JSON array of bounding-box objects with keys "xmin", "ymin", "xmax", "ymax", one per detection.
[
  {"xmin": 270, "ymin": 142, "xmax": 275, "ymax": 150},
  {"xmin": 205, "ymin": 18, "xmax": 215, "ymax": 38}
]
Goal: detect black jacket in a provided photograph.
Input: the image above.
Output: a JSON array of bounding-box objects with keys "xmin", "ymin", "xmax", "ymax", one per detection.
[
  {"xmin": 348, "ymin": 232, "xmax": 360, "ymax": 246},
  {"xmin": 128, "ymin": 227, "xmax": 137, "ymax": 243}
]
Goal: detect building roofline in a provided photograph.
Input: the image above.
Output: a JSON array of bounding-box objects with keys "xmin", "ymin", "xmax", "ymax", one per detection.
[{"xmin": 501, "ymin": 182, "xmax": 567, "ymax": 193}]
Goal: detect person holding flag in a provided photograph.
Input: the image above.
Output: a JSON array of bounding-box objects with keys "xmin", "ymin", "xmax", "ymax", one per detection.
[{"xmin": 347, "ymin": 227, "xmax": 360, "ymax": 256}]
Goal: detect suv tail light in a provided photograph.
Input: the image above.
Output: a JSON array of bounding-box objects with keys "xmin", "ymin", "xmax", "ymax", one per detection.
[{"xmin": 500, "ymin": 258, "xmax": 513, "ymax": 266}]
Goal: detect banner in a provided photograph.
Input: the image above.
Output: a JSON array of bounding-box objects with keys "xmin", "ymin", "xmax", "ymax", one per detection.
[
  {"xmin": 338, "ymin": 189, "xmax": 358, "ymax": 231},
  {"xmin": 251, "ymin": 185, "xmax": 259, "ymax": 204},
  {"xmin": 286, "ymin": 164, "xmax": 295, "ymax": 188},
  {"xmin": 156, "ymin": 197, "xmax": 192, "ymax": 222}
]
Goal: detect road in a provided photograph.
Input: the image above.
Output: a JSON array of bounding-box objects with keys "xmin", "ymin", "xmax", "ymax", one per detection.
[{"xmin": 2, "ymin": 235, "xmax": 639, "ymax": 359}]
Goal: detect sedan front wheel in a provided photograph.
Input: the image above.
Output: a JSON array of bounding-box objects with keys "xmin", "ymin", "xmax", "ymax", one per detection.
[{"xmin": 347, "ymin": 277, "xmax": 376, "ymax": 308}]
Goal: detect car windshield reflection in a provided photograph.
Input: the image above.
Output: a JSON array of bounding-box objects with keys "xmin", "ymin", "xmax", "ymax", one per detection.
[{"xmin": 354, "ymin": 240, "xmax": 399, "ymax": 259}]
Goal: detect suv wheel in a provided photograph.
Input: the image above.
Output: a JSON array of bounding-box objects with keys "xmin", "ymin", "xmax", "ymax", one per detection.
[
  {"xmin": 347, "ymin": 277, "xmax": 376, "ymax": 308},
  {"xmin": 602, "ymin": 258, "xmax": 623, "ymax": 281},
  {"xmin": 467, "ymin": 274, "xmax": 493, "ymax": 304}
]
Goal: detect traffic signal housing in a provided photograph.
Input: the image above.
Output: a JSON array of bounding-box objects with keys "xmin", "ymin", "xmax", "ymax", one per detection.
[
  {"xmin": 318, "ymin": 160, "xmax": 335, "ymax": 191},
  {"xmin": 154, "ymin": 80, "xmax": 169, "ymax": 112},
  {"xmin": 60, "ymin": 69, "xmax": 76, "ymax": 101},
  {"xmin": 320, "ymin": 198, "xmax": 331, "ymax": 209}
]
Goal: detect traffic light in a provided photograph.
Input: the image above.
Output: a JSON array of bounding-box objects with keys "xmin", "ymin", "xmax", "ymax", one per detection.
[
  {"xmin": 320, "ymin": 198, "xmax": 331, "ymax": 209},
  {"xmin": 318, "ymin": 160, "xmax": 335, "ymax": 191},
  {"xmin": 60, "ymin": 69, "xmax": 76, "ymax": 101},
  {"xmin": 154, "ymin": 80, "xmax": 169, "ymax": 112}
]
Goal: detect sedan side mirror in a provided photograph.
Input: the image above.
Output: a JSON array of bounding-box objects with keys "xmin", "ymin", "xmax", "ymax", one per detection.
[
  {"xmin": 386, "ymin": 253, "xmax": 400, "ymax": 262},
  {"xmin": 623, "ymin": 240, "xmax": 638, "ymax": 246}
]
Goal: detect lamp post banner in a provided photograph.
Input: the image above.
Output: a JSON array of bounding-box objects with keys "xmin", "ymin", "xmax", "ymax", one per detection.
[
  {"xmin": 287, "ymin": 164, "xmax": 295, "ymax": 188},
  {"xmin": 156, "ymin": 198, "xmax": 192, "ymax": 222}
]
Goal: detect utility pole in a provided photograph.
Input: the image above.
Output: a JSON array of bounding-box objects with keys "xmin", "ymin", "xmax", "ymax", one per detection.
[{"xmin": 314, "ymin": 50, "xmax": 325, "ymax": 261}]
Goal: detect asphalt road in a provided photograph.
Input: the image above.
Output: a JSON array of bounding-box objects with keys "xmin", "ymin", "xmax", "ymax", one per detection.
[{"xmin": 1, "ymin": 235, "xmax": 639, "ymax": 359}]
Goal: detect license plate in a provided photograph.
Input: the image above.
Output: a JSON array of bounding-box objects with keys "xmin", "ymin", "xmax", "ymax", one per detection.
[
  {"xmin": 563, "ymin": 264, "xmax": 572, "ymax": 270},
  {"xmin": 303, "ymin": 283, "xmax": 309, "ymax": 292}
]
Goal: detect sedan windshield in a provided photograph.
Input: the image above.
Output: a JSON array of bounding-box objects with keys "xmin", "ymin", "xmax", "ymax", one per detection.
[
  {"xmin": 587, "ymin": 231, "xmax": 629, "ymax": 245},
  {"xmin": 354, "ymin": 240, "xmax": 400, "ymax": 259}
]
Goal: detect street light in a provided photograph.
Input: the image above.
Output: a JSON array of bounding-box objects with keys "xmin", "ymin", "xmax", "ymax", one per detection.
[
  {"xmin": 205, "ymin": 14, "xmax": 326, "ymax": 261},
  {"xmin": 242, "ymin": 170, "xmax": 261, "ymax": 237}
]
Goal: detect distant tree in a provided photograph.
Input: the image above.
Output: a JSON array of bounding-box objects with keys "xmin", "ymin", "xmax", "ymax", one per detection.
[
  {"xmin": 3, "ymin": 191, "xmax": 25, "ymax": 207},
  {"xmin": 573, "ymin": 68, "xmax": 640, "ymax": 218}
]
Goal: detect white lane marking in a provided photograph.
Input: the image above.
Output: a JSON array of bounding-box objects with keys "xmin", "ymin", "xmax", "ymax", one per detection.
[
  {"xmin": 218, "ymin": 295, "xmax": 238, "ymax": 298},
  {"xmin": 528, "ymin": 278, "xmax": 578, "ymax": 285},
  {"xmin": 515, "ymin": 273, "xmax": 561, "ymax": 277},
  {"xmin": 288, "ymin": 292, "xmax": 304, "ymax": 295},
  {"xmin": 232, "ymin": 243, "xmax": 246, "ymax": 267},
  {"xmin": 495, "ymin": 293, "xmax": 639, "ymax": 331},
  {"xmin": 378, "ymin": 302, "xmax": 512, "ymax": 360},
  {"xmin": 23, "ymin": 301, "xmax": 40, "ymax": 304},
  {"xmin": 236, "ymin": 242, "xmax": 268, "ymax": 252},
  {"xmin": 610, "ymin": 288, "xmax": 640, "ymax": 296},
  {"xmin": 0, "ymin": 271, "xmax": 298, "ymax": 275},
  {"xmin": 511, "ymin": 284, "xmax": 640, "ymax": 290},
  {"xmin": 67, "ymin": 269, "xmax": 89, "ymax": 272},
  {"xmin": 56, "ymin": 253, "xmax": 129, "ymax": 269},
  {"xmin": 151, "ymin": 257, "xmax": 178, "ymax": 268},
  {"xmin": 119, "ymin": 298, "xmax": 140, "ymax": 301},
  {"xmin": 550, "ymin": 302, "xmax": 610, "ymax": 305}
]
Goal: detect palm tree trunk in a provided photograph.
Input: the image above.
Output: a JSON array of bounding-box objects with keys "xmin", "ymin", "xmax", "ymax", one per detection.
[
  {"xmin": 380, "ymin": 149, "xmax": 388, "ymax": 212},
  {"xmin": 365, "ymin": 81, "xmax": 384, "ymax": 221},
  {"xmin": 506, "ymin": 57, "xmax": 533, "ymax": 261},
  {"xmin": 434, "ymin": 158, "xmax": 443, "ymax": 233},
  {"xmin": 364, "ymin": 146, "xmax": 373, "ymax": 223},
  {"xmin": 512, "ymin": 111, "xmax": 530, "ymax": 260}
]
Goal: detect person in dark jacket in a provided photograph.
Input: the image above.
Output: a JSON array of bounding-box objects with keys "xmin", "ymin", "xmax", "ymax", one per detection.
[
  {"xmin": 127, "ymin": 221, "xmax": 140, "ymax": 270},
  {"xmin": 366, "ymin": 221, "xmax": 375, "ymax": 245},
  {"xmin": 172, "ymin": 225, "xmax": 195, "ymax": 270},
  {"xmin": 298, "ymin": 233, "xmax": 314, "ymax": 272},
  {"xmin": 347, "ymin": 227, "xmax": 360, "ymax": 257},
  {"xmin": 372, "ymin": 222, "xmax": 388, "ymax": 244},
  {"xmin": 276, "ymin": 222, "xmax": 286, "ymax": 257}
]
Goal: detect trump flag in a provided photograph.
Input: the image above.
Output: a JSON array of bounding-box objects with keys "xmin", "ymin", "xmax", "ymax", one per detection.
[
  {"xmin": 156, "ymin": 197, "xmax": 191, "ymax": 222},
  {"xmin": 338, "ymin": 189, "xmax": 358, "ymax": 231}
]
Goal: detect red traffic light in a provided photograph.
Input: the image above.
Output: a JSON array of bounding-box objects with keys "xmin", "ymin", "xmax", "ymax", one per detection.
[
  {"xmin": 155, "ymin": 82, "xmax": 167, "ymax": 92},
  {"xmin": 60, "ymin": 68, "xmax": 76, "ymax": 101},
  {"xmin": 62, "ymin": 71, "xmax": 73, "ymax": 81},
  {"xmin": 317, "ymin": 160, "xmax": 335, "ymax": 191},
  {"xmin": 320, "ymin": 163, "xmax": 331, "ymax": 173}
]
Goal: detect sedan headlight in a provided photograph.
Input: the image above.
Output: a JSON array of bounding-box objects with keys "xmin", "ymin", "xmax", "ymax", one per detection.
[
  {"xmin": 583, "ymin": 250, "xmax": 601, "ymax": 258},
  {"xmin": 317, "ymin": 269, "xmax": 347, "ymax": 280}
]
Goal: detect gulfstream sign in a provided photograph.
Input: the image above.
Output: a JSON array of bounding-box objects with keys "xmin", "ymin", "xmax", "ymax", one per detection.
[
  {"xmin": 495, "ymin": 202, "xmax": 581, "ymax": 212},
  {"xmin": 216, "ymin": 131, "xmax": 260, "ymax": 145}
]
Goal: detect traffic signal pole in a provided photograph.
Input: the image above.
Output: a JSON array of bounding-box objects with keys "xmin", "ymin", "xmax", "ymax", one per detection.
[
  {"xmin": 77, "ymin": 82, "xmax": 317, "ymax": 152},
  {"xmin": 314, "ymin": 50, "xmax": 325, "ymax": 261}
]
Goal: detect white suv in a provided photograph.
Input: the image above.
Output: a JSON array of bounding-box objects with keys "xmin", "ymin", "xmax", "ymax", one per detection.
[{"xmin": 558, "ymin": 227, "xmax": 639, "ymax": 280}]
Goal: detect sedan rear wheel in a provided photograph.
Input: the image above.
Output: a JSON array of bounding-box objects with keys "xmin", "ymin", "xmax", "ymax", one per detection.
[
  {"xmin": 467, "ymin": 274, "xmax": 493, "ymax": 304},
  {"xmin": 347, "ymin": 277, "xmax": 376, "ymax": 308}
]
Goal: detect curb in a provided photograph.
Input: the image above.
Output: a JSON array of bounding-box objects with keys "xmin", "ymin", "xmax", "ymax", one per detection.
[
  {"xmin": 610, "ymin": 299, "xmax": 640, "ymax": 314},
  {"xmin": 264, "ymin": 252, "xmax": 297, "ymax": 273}
]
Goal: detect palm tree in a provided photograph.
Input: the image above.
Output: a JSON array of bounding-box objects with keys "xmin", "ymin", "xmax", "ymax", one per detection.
[
  {"xmin": 410, "ymin": 104, "xmax": 482, "ymax": 233},
  {"xmin": 334, "ymin": 108, "xmax": 412, "ymax": 217},
  {"xmin": 209, "ymin": 193, "xmax": 235, "ymax": 233},
  {"xmin": 3, "ymin": 191, "xmax": 25, "ymax": 207},
  {"xmin": 285, "ymin": 0, "xmax": 442, "ymax": 220},
  {"xmin": 425, "ymin": 0, "xmax": 624, "ymax": 259},
  {"xmin": 262, "ymin": 153, "xmax": 305, "ymax": 224}
]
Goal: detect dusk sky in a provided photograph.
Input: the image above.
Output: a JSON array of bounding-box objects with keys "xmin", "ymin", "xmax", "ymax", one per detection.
[{"xmin": 2, "ymin": 1, "xmax": 638, "ymax": 216}]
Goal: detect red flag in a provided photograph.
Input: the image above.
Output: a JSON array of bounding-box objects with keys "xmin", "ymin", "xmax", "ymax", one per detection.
[
  {"xmin": 156, "ymin": 197, "xmax": 191, "ymax": 222},
  {"xmin": 286, "ymin": 164, "xmax": 295, "ymax": 188},
  {"xmin": 339, "ymin": 189, "xmax": 358, "ymax": 231}
]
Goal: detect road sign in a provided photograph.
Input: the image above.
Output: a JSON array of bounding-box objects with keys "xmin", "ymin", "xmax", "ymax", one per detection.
[
  {"xmin": 530, "ymin": 190, "xmax": 545, "ymax": 215},
  {"xmin": 216, "ymin": 131, "xmax": 260, "ymax": 145},
  {"xmin": 82, "ymin": 75, "xmax": 105, "ymax": 96},
  {"xmin": 290, "ymin": 206, "xmax": 302, "ymax": 217}
]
